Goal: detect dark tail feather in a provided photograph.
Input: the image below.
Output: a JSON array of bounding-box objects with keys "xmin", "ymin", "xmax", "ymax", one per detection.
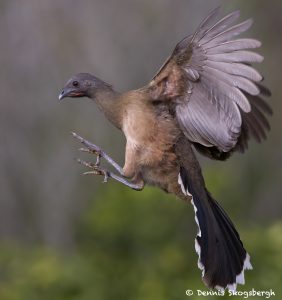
[{"xmin": 179, "ymin": 167, "xmax": 252, "ymax": 290}]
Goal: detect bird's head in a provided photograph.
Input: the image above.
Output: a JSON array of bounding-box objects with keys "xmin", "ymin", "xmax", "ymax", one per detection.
[{"xmin": 58, "ymin": 73, "xmax": 112, "ymax": 100}]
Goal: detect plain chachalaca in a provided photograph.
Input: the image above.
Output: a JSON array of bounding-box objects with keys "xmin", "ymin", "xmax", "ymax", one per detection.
[{"xmin": 59, "ymin": 8, "xmax": 272, "ymax": 291}]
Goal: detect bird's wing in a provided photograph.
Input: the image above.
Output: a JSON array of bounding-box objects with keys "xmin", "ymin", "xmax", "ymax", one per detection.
[{"xmin": 148, "ymin": 7, "xmax": 271, "ymax": 153}]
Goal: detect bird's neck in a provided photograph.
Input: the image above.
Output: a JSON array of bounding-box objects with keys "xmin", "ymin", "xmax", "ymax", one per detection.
[{"xmin": 89, "ymin": 86, "xmax": 122, "ymax": 129}]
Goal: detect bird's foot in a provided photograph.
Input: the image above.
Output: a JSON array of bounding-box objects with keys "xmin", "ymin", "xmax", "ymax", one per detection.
[
  {"xmin": 79, "ymin": 148, "xmax": 101, "ymax": 166},
  {"xmin": 77, "ymin": 158, "xmax": 109, "ymax": 183},
  {"xmin": 72, "ymin": 132, "xmax": 102, "ymax": 166},
  {"xmin": 72, "ymin": 132, "xmax": 123, "ymax": 174},
  {"xmin": 72, "ymin": 132, "xmax": 144, "ymax": 190}
]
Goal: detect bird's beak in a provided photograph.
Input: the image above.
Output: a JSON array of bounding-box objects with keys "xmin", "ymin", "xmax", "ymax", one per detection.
[
  {"xmin": 58, "ymin": 88, "xmax": 85, "ymax": 100},
  {"xmin": 58, "ymin": 90, "xmax": 66, "ymax": 100}
]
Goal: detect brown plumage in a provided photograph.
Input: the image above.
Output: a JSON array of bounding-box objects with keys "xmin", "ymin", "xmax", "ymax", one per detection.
[{"xmin": 59, "ymin": 7, "xmax": 271, "ymax": 291}]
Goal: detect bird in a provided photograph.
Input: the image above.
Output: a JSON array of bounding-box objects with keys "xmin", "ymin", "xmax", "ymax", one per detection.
[{"xmin": 59, "ymin": 7, "xmax": 272, "ymax": 291}]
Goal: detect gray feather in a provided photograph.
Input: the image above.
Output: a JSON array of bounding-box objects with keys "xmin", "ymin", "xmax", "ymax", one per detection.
[
  {"xmin": 201, "ymin": 19, "xmax": 253, "ymax": 47},
  {"xmin": 150, "ymin": 9, "xmax": 270, "ymax": 154},
  {"xmin": 207, "ymin": 51, "xmax": 264, "ymax": 63},
  {"xmin": 204, "ymin": 66, "xmax": 260, "ymax": 95},
  {"xmin": 206, "ymin": 39, "xmax": 261, "ymax": 53},
  {"xmin": 200, "ymin": 11, "xmax": 240, "ymax": 43},
  {"xmin": 201, "ymin": 74, "xmax": 251, "ymax": 112},
  {"xmin": 185, "ymin": 68, "xmax": 200, "ymax": 81},
  {"xmin": 191, "ymin": 7, "xmax": 221, "ymax": 42},
  {"xmin": 251, "ymin": 94, "xmax": 273, "ymax": 114},
  {"xmin": 176, "ymin": 85, "xmax": 242, "ymax": 151},
  {"xmin": 205, "ymin": 61, "xmax": 262, "ymax": 82}
]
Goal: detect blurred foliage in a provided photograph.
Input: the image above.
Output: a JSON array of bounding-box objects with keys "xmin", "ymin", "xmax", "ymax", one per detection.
[{"xmin": 0, "ymin": 186, "xmax": 281, "ymax": 300}]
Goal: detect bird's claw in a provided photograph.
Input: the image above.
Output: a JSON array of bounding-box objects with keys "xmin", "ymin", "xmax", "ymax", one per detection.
[
  {"xmin": 78, "ymin": 147, "xmax": 101, "ymax": 166},
  {"xmin": 72, "ymin": 132, "xmax": 122, "ymax": 181},
  {"xmin": 72, "ymin": 132, "xmax": 102, "ymax": 166},
  {"xmin": 78, "ymin": 146, "xmax": 102, "ymax": 157},
  {"xmin": 77, "ymin": 158, "xmax": 109, "ymax": 183}
]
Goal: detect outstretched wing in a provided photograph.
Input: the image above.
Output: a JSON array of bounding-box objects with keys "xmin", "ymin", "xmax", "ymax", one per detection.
[{"xmin": 148, "ymin": 7, "xmax": 271, "ymax": 154}]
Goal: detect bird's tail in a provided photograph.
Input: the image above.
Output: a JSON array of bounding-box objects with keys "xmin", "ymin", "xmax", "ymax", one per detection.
[{"xmin": 178, "ymin": 166, "xmax": 252, "ymax": 291}]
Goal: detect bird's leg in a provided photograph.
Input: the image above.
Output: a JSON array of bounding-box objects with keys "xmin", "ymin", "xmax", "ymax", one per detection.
[
  {"xmin": 72, "ymin": 132, "xmax": 123, "ymax": 175},
  {"xmin": 72, "ymin": 132, "xmax": 144, "ymax": 191},
  {"xmin": 77, "ymin": 158, "xmax": 144, "ymax": 191}
]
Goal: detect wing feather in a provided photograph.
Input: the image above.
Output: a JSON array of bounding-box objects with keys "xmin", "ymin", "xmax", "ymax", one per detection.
[
  {"xmin": 201, "ymin": 73, "xmax": 251, "ymax": 112},
  {"xmin": 204, "ymin": 66, "xmax": 260, "ymax": 95},
  {"xmin": 206, "ymin": 39, "xmax": 261, "ymax": 53},
  {"xmin": 201, "ymin": 19, "xmax": 253, "ymax": 46},
  {"xmin": 149, "ymin": 9, "xmax": 271, "ymax": 153},
  {"xmin": 196, "ymin": 10, "xmax": 240, "ymax": 42},
  {"xmin": 206, "ymin": 51, "xmax": 264, "ymax": 63},
  {"xmin": 191, "ymin": 7, "xmax": 221, "ymax": 43},
  {"xmin": 205, "ymin": 61, "xmax": 262, "ymax": 82}
]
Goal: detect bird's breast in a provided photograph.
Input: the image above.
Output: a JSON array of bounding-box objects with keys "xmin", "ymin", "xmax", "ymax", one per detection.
[
  {"xmin": 122, "ymin": 103, "xmax": 157, "ymax": 147},
  {"xmin": 122, "ymin": 101, "xmax": 179, "ymax": 160}
]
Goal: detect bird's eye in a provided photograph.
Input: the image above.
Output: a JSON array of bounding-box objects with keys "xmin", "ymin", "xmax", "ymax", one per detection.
[{"xmin": 72, "ymin": 81, "xmax": 79, "ymax": 87}]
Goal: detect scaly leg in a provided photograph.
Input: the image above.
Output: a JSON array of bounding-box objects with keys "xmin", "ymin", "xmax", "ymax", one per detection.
[
  {"xmin": 72, "ymin": 132, "xmax": 123, "ymax": 174},
  {"xmin": 72, "ymin": 132, "xmax": 144, "ymax": 191}
]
